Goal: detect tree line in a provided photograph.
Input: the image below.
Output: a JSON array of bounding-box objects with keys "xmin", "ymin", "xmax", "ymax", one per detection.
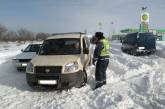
[{"xmin": 0, "ymin": 24, "xmax": 50, "ymax": 42}]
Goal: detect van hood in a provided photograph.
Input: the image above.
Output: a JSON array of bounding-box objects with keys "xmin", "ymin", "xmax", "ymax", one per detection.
[
  {"xmin": 14, "ymin": 52, "xmax": 36, "ymax": 60},
  {"xmin": 31, "ymin": 55, "xmax": 80, "ymax": 66}
]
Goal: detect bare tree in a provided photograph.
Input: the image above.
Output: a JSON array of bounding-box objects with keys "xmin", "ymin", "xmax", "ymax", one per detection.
[
  {"xmin": 0, "ymin": 24, "xmax": 51, "ymax": 42},
  {"xmin": 36, "ymin": 32, "xmax": 50, "ymax": 40},
  {"xmin": 0, "ymin": 24, "xmax": 7, "ymax": 40},
  {"xmin": 5, "ymin": 31, "xmax": 18, "ymax": 42},
  {"xmin": 17, "ymin": 28, "xmax": 35, "ymax": 42}
]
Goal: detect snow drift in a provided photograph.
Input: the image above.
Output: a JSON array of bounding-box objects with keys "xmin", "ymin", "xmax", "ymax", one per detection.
[{"xmin": 0, "ymin": 41, "xmax": 165, "ymax": 109}]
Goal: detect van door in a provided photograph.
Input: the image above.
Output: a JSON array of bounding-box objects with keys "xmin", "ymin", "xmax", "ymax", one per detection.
[
  {"xmin": 124, "ymin": 33, "xmax": 137, "ymax": 50},
  {"xmin": 82, "ymin": 37, "xmax": 90, "ymax": 68}
]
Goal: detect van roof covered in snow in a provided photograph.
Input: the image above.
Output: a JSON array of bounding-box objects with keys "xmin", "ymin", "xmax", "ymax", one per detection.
[{"xmin": 48, "ymin": 32, "xmax": 85, "ymax": 40}]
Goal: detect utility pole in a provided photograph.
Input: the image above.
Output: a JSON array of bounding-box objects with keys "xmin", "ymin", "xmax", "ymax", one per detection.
[{"xmin": 111, "ymin": 21, "xmax": 115, "ymax": 35}]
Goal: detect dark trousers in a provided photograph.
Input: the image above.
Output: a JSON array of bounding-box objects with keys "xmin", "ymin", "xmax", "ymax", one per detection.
[{"xmin": 95, "ymin": 59, "xmax": 109, "ymax": 88}]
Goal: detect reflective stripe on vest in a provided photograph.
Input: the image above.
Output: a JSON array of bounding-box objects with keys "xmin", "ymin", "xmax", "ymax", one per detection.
[{"xmin": 100, "ymin": 38, "xmax": 110, "ymax": 56}]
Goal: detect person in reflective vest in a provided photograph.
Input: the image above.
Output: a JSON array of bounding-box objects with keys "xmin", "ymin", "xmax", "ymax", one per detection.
[{"xmin": 92, "ymin": 32, "xmax": 110, "ymax": 89}]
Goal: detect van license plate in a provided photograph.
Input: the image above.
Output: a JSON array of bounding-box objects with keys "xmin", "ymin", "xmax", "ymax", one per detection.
[
  {"xmin": 38, "ymin": 80, "xmax": 57, "ymax": 85},
  {"xmin": 22, "ymin": 63, "xmax": 27, "ymax": 66}
]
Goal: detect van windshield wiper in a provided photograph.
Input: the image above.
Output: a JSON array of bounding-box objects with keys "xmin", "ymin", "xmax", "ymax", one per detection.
[{"xmin": 39, "ymin": 52, "xmax": 79, "ymax": 55}]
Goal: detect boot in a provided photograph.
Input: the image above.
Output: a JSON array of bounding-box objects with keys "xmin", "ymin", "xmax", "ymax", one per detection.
[{"xmin": 94, "ymin": 81, "xmax": 105, "ymax": 90}]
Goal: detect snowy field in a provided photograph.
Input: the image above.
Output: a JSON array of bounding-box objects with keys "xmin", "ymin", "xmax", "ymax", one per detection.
[{"xmin": 0, "ymin": 41, "xmax": 165, "ymax": 109}]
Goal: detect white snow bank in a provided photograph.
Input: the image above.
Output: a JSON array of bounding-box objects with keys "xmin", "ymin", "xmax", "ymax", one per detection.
[
  {"xmin": 0, "ymin": 42, "xmax": 29, "ymax": 64},
  {"xmin": 156, "ymin": 41, "xmax": 165, "ymax": 58}
]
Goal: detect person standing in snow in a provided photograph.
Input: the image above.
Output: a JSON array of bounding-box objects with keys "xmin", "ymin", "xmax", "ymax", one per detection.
[{"xmin": 92, "ymin": 32, "xmax": 110, "ymax": 89}]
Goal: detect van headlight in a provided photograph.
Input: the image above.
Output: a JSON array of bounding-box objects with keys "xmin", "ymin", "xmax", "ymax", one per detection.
[
  {"xmin": 26, "ymin": 63, "xmax": 34, "ymax": 74},
  {"xmin": 64, "ymin": 62, "xmax": 78, "ymax": 73}
]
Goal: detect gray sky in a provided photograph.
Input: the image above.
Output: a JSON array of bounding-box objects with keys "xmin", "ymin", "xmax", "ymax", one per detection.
[{"xmin": 0, "ymin": 0, "xmax": 165, "ymax": 35}]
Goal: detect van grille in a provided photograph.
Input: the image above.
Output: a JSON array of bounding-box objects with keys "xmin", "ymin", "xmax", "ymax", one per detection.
[
  {"xmin": 35, "ymin": 66, "xmax": 62, "ymax": 75},
  {"xmin": 19, "ymin": 59, "xmax": 31, "ymax": 62}
]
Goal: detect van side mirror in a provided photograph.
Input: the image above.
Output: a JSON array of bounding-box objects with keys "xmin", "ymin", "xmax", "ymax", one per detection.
[
  {"xmin": 21, "ymin": 49, "xmax": 24, "ymax": 52},
  {"xmin": 83, "ymin": 48, "xmax": 89, "ymax": 54}
]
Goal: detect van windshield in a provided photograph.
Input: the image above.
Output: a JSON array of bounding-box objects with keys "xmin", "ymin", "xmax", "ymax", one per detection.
[
  {"xmin": 39, "ymin": 38, "xmax": 80, "ymax": 55},
  {"xmin": 139, "ymin": 33, "xmax": 154, "ymax": 38},
  {"xmin": 24, "ymin": 44, "xmax": 41, "ymax": 52},
  {"xmin": 125, "ymin": 33, "xmax": 137, "ymax": 45},
  {"xmin": 138, "ymin": 33, "xmax": 156, "ymax": 49}
]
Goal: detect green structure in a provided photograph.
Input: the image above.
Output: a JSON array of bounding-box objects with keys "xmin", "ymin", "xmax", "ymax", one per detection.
[
  {"xmin": 113, "ymin": 7, "xmax": 165, "ymax": 41},
  {"xmin": 139, "ymin": 7, "xmax": 150, "ymax": 32},
  {"xmin": 139, "ymin": 23, "xmax": 149, "ymax": 32},
  {"xmin": 120, "ymin": 7, "xmax": 165, "ymax": 41}
]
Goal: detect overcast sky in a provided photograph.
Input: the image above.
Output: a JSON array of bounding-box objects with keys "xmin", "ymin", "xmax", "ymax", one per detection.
[{"xmin": 0, "ymin": 0, "xmax": 165, "ymax": 35}]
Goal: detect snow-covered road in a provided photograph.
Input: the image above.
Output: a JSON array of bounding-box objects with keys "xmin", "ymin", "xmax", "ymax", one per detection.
[{"xmin": 0, "ymin": 41, "xmax": 165, "ymax": 109}]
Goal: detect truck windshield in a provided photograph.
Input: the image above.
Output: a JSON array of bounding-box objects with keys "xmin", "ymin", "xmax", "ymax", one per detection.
[{"xmin": 39, "ymin": 38, "xmax": 80, "ymax": 55}]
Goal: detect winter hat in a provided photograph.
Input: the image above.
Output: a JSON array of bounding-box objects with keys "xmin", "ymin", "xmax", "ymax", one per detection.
[{"xmin": 95, "ymin": 32, "xmax": 104, "ymax": 40}]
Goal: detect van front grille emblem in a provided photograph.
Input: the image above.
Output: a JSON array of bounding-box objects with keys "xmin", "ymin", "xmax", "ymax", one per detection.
[{"xmin": 45, "ymin": 68, "xmax": 50, "ymax": 73}]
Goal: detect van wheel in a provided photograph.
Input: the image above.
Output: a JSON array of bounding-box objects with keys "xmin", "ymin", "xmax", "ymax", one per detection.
[
  {"xmin": 75, "ymin": 71, "xmax": 87, "ymax": 88},
  {"xmin": 88, "ymin": 57, "xmax": 92, "ymax": 66},
  {"xmin": 83, "ymin": 71, "xmax": 87, "ymax": 84},
  {"xmin": 80, "ymin": 71, "xmax": 87, "ymax": 87},
  {"xmin": 17, "ymin": 68, "xmax": 23, "ymax": 71},
  {"xmin": 131, "ymin": 50, "xmax": 136, "ymax": 56},
  {"xmin": 27, "ymin": 84, "xmax": 45, "ymax": 90},
  {"xmin": 27, "ymin": 81, "xmax": 36, "ymax": 87}
]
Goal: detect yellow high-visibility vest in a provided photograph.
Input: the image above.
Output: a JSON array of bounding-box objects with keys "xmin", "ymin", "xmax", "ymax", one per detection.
[{"xmin": 100, "ymin": 38, "xmax": 110, "ymax": 56}]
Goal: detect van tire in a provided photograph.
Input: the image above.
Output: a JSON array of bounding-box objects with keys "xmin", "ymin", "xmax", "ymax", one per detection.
[
  {"xmin": 88, "ymin": 56, "xmax": 92, "ymax": 66},
  {"xmin": 27, "ymin": 81, "xmax": 36, "ymax": 88},
  {"xmin": 82, "ymin": 70, "xmax": 87, "ymax": 85},
  {"xmin": 76, "ymin": 70, "xmax": 87, "ymax": 88}
]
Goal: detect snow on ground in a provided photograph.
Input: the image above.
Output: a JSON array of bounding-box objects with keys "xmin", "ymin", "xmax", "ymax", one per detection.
[
  {"xmin": 156, "ymin": 41, "xmax": 165, "ymax": 58},
  {"xmin": 0, "ymin": 42, "xmax": 29, "ymax": 64},
  {"xmin": 0, "ymin": 41, "xmax": 165, "ymax": 109}
]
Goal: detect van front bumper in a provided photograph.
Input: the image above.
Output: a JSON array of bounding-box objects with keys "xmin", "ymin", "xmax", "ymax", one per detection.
[
  {"xmin": 26, "ymin": 70, "xmax": 84, "ymax": 89},
  {"xmin": 136, "ymin": 49, "xmax": 156, "ymax": 53}
]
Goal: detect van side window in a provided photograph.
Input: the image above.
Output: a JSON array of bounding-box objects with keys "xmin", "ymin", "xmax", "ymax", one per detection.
[{"xmin": 126, "ymin": 33, "xmax": 137, "ymax": 45}]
